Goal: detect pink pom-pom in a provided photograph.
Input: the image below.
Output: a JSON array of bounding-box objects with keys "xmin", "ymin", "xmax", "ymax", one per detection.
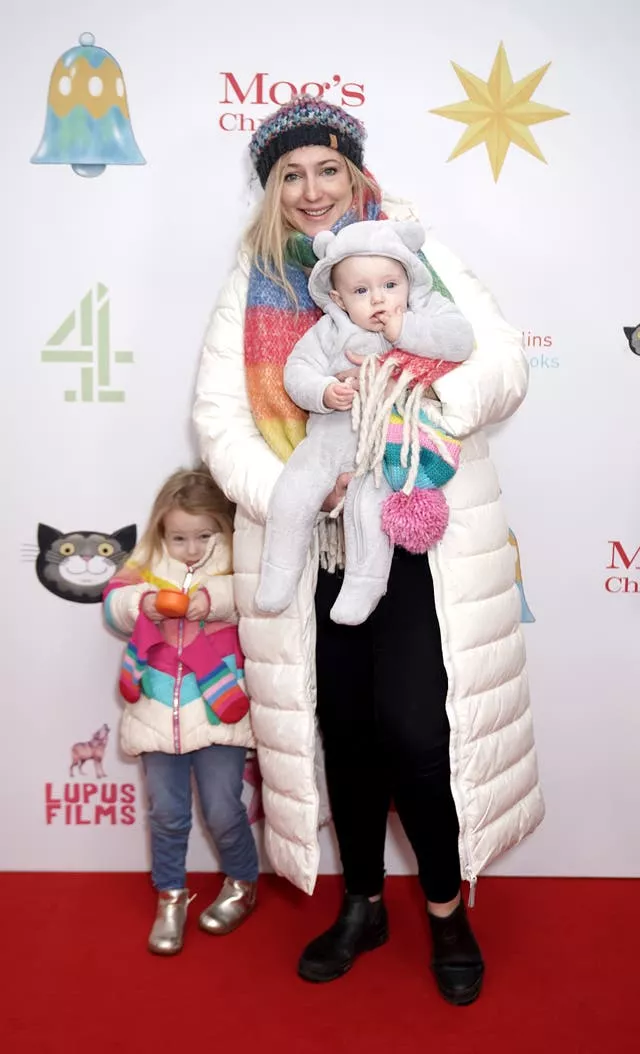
[{"xmin": 382, "ymin": 489, "xmax": 450, "ymax": 553}]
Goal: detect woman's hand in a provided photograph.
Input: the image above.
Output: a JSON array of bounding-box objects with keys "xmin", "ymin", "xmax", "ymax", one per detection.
[
  {"xmin": 338, "ymin": 350, "xmax": 398, "ymax": 399},
  {"xmin": 141, "ymin": 593, "xmax": 164, "ymax": 623},
  {"xmin": 335, "ymin": 351, "xmax": 365, "ymax": 391},
  {"xmin": 321, "ymin": 472, "xmax": 353, "ymax": 513},
  {"xmin": 186, "ymin": 590, "xmax": 210, "ymax": 622}
]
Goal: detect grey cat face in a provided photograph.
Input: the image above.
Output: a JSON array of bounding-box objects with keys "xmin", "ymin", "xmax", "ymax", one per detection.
[
  {"xmin": 35, "ymin": 524, "xmax": 137, "ymax": 603},
  {"xmin": 624, "ymin": 325, "xmax": 640, "ymax": 355}
]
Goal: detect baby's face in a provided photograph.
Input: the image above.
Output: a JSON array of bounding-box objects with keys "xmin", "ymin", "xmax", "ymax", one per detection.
[{"xmin": 330, "ymin": 256, "xmax": 409, "ymax": 332}]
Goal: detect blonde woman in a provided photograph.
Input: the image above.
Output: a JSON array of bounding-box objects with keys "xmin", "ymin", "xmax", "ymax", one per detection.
[
  {"xmin": 103, "ymin": 468, "xmax": 258, "ymax": 955},
  {"xmin": 193, "ymin": 96, "xmax": 544, "ymax": 1005}
]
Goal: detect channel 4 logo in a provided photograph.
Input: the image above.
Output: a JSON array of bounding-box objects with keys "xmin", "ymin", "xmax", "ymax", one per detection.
[{"xmin": 41, "ymin": 284, "xmax": 133, "ymax": 402}]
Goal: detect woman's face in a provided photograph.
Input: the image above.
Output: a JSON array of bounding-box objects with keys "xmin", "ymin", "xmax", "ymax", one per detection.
[{"xmin": 280, "ymin": 146, "xmax": 353, "ymax": 237}]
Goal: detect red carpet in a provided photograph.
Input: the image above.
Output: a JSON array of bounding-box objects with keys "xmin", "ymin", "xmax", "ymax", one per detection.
[{"xmin": 4, "ymin": 873, "xmax": 637, "ymax": 1053}]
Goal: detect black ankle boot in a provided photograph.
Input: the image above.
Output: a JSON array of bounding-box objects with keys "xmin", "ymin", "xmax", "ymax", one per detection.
[
  {"xmin": 298, "ymin": 894, "xmax": 389, "ymax": 983},
  {"xmin": 428, "ymin": 899, "xmax": 484, "ymax": 1006}
]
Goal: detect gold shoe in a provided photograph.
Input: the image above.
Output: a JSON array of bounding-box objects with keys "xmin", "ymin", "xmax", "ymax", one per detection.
[
  {"xmin": 148, "ymin": 888, "xmax": 191, "ymax": 955},
  {"xmin": 199, "ymin": 877, "xmax": 257, "ymax": 936}
]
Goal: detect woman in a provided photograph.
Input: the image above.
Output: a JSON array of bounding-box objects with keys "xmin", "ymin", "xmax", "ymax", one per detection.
[{"xmin": 193, "ymin": 95, "xmax": 544, "ymax": 1006}]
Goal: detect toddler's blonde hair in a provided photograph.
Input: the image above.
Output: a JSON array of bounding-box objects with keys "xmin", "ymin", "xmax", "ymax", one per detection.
[{"xmin": 135, "ymin": 466, "xmax": 234, "ymax": 573}]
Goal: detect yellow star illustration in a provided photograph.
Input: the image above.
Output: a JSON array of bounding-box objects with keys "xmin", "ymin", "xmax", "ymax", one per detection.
[{"xmin": 430, "ymin": 42, "xmax": 569, "ymax": 181}]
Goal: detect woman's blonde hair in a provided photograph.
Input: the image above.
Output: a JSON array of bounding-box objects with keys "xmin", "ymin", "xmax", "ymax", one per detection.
[
  {"xmin": 245, "ymin": 155, "xmax": 379, "ymax": 304},
  {"xmin": 134, "ymin": 466, "xmax": 234, "ymax": 572}
]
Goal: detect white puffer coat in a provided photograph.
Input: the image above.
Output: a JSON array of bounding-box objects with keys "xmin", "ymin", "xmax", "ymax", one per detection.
[{"xmin": 193, "ymin": 195, "xmax": 544, "ymax": 895}]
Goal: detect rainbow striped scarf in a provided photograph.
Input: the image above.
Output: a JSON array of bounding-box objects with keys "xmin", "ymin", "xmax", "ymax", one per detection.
[{"xmin": 244, "ymin": 187, "xmax": 385, "ymax": 462}]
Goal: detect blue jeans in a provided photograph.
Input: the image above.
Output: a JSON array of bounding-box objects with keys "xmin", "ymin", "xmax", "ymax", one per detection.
[{"xmin": 141, "ymin": 745, "xmax": 259, "ymax": 891}]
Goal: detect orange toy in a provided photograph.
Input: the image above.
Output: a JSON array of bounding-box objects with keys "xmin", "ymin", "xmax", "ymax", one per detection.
[{"xmin": 155, "ymin": 589, "xmax": 189, "ymax": 618}]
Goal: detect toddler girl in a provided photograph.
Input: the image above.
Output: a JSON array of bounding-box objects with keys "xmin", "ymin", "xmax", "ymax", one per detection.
[{"xmin": 103, "ymin": 467, "xmax": 258, "ymax": 954}]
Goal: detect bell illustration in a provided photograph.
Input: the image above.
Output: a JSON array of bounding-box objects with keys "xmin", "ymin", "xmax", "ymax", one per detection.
[{"xmin": 31, "ymin": 32, "xmax": 145, "ymax": 178}]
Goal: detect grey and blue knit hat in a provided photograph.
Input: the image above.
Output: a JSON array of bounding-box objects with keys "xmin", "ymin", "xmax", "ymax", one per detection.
[{"xmin": 249, "ymin": 94, "xmax": 366, "ymax": 188}]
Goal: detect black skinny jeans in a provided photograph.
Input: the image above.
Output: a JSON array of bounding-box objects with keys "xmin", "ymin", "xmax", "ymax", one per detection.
[{"xmin": 315, "ymin": 547, "xmax": 461, "ymax": 903}]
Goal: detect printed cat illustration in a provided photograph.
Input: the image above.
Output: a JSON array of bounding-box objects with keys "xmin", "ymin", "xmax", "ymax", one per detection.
[
  {"xmin": 34, "ymin": 524, "xmax": 137, "ymax": 603},
  {"xmin": 624, "ymin": 325, "xmax": 640, "ymax": 356}
]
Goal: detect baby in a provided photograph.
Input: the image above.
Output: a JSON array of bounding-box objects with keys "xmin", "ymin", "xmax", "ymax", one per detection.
[{"xmin": 255, "ymin": 220, "xmax": 474, "ymax": 626}]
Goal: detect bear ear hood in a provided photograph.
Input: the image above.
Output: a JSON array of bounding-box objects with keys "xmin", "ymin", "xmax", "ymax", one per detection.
[
  {"xmin": 312, "ymin": 230, "xmax": 337, "ymax": 259},
  {"xmin": 308, "ymin": 220, "xmax": 431, "ymax": 308}
]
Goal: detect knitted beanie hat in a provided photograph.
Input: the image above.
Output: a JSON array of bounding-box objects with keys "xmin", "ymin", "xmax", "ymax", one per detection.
[{"xmin": 249, "ymin": 94, "xmax": 366, "ymax": 188}]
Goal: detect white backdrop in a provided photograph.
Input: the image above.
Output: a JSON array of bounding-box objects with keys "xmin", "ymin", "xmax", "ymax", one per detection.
[{"xmin": 2, "ymin": 0, "xmax": 639, "ymax": 880}]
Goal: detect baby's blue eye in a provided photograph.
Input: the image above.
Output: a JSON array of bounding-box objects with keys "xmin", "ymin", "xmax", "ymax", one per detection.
[
  {"xmin": 384, "ymin": 281, "xmax": 398, "ymax": 290},
  {"xmin": 354, "ymin": 287, "xmax": 367, "ymax": 295}
]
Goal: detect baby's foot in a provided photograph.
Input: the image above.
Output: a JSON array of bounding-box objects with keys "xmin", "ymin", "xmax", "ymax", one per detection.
[
  {"xmin": 329, "ymin": 575, "xmax": 388, "ymax": 626},
  {"xmin": 254, "ymin": 564, "xmax": 298, "ymax": 615}
]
